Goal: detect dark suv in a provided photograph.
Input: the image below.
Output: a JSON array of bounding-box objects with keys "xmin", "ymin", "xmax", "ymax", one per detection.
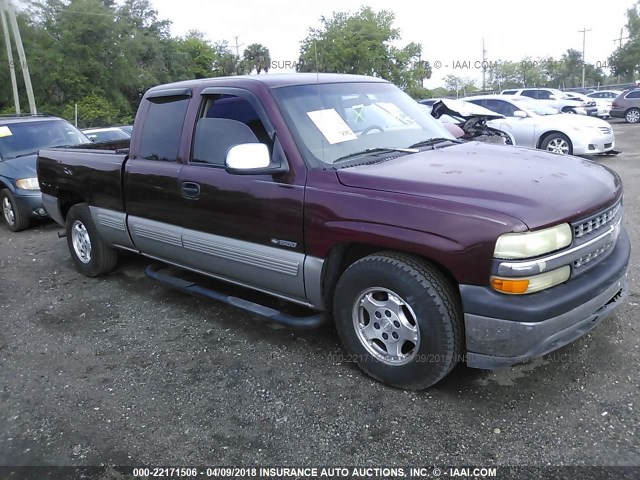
[
  {"xmin": 0, "ymin": 114, "xmax": 90, "ymax": 231},
  {"xmin": 610, "ymin": 89, "xmax": 640, "ymax": 123}
]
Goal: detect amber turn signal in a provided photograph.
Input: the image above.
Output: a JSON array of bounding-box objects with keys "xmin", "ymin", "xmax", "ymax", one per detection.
[{"xmin": 491, "ymin": 277, "xmax": 529, "ymax": 294}]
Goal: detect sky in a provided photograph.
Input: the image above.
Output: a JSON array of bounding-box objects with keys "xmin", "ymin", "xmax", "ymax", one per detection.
[{"xmin": 150, "ymin": 0, "xmax": 638, "ymax": 88}]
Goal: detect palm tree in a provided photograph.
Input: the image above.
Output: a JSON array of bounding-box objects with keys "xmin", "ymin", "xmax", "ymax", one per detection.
[{"xmin": 243, "ymin": 44, "xmax": 271, "ymax": 74}]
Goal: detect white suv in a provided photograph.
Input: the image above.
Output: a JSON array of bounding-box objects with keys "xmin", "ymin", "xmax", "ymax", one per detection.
[{"xmin": 500, "ymin": 88, "xmax": 587, "ymax": 115}]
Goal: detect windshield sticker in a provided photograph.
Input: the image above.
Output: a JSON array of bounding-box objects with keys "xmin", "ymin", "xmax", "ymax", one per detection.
[
  {"xmin": 307, "ymin": 109, "xmax": 357, "ymax": 144},
  {"xmin": 353, "ymin": 106, "xmax": 365, "ymax": 123},
  {"xmin": 377, "ymin": 102, "xmax": 416, "ymax": 125},
  {"xmin": 0, "ymin": 126, "xmax": 12, "ymax": 138}
]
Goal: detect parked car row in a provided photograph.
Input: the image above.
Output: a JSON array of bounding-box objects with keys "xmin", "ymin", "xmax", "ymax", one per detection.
[
  {"xmin": 423, "ymin": 94, "xmax": 617, "ymax": 156},
  {"xmin": 421, "ymin": 87, "xmax": 640, "ymax": 122},
  {"xmin": 0, "ymin": 114, "xmax": 135, "ymax": 232},
  {"xmin": 0, "ymin": 114, "xmax": 91, "ymax": 231}
]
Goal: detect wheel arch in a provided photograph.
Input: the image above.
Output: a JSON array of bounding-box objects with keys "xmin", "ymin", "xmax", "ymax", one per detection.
[
  {"xmin": 320, "ymin": 242, "xmax": 460, "ymax": 314},
  {"xmin": 537, "ymin": 130, "xmax": 573, "ymax": 150},
  {"xmin": 57, "ymin": 190, "xmax": 88, "ymax": 222}
]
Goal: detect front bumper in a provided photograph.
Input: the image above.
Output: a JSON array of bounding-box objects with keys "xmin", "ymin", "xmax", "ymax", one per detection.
[
  {"xmin": 14, "ymin": 190, "xmax": 47, "ymax": 219},
  {"xmin": 572, "ymin": 132, "xmax": 615, "ymax": 155},
  {"xmin": 460, "ymin": 228, "xmax": 630, "ymax": 369}
]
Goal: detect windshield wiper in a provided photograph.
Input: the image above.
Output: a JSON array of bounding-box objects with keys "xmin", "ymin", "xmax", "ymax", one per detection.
[
  {"xmin": 334, "ymin": 147, "xmax": 419, "ymax": 163},
  {"xmin": 408, "ymin": 137, "xmax": 459, "ymax": 149},
  {"xmin": 9, "ymin": 151, "xmax": 37, "ymax": 159}
]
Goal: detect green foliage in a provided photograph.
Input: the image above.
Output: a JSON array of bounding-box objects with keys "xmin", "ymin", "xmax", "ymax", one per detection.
[
  {"xmin": 609, "ymin": 1, "xmax": 640, "ymax": 79},
  {"xmin": 297, "ymin": 7, "xmax": 430, "ymax": 95},
  {"xmin": 0, "ymin": 0, "xmax": 262, "ymax": 123},
  {"xmin": 243, "ymin": 43, "xmax": 271, "ymax": 74},
  {"xmin": 485, "ymin": 50, "xmax": 605, "ymax": 91}
]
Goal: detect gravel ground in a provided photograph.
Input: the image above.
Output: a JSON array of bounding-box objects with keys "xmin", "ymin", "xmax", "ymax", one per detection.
[{"xmin": 0, "ymin": 121, "xmax": 638, "ymax": 470}]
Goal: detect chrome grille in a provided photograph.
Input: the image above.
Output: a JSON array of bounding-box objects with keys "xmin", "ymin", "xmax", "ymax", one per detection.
[
  {"xmin": 573, "ymin": 241, "xmax": 613, "ymax": 269},
  {"xmin": 599, "ymin": 126, "xmax": 612, "ymax": 134},
  {"xmin": 574, "ymin": 202, "xmax": 621, "ymax": 239}
]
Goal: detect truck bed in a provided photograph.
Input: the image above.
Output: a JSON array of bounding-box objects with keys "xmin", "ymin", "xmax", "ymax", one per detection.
[{"xmin": 37, "ymin": 144, "xmax": 128, "ymax": 214}]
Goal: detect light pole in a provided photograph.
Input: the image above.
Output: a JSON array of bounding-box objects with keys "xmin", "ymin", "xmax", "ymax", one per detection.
[{"xmin": 579, "ymin": 27, "xmax": 591, "ymax": 89}]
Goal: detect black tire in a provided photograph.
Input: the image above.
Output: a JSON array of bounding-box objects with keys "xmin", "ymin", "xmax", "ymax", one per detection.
[
  {"xmin": 540, "ymin": 133, "xmax": 573, "ymax": 155},
  {"xmin": 1, "ymin": 189, "xmax": 30, "ymax": 232},
  {"xmin": 562, "ymin": 107, "xmax": 576, "ymax": 114},
  {"xmin": 65, "ymin": 203, "xmax": 118, "ymax": 277},
  {"xmin": 625, "ymin": 108, "xmax": 640, "ymax": 124},
  {"xmin": 333, "ymin": 252, "xmax": 463, "ymax": 390}
]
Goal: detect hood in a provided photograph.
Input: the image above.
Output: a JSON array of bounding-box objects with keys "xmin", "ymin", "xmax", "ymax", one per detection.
[
  {"xmin": 336, "ymin": 142, "xmax": 621, "ymax": 230},
  {"xmin": 431, "ymin": 99, "xmax": 505, "ymax": 121},
  {"xmin": 0, "ymin": 154, "xmax": 37, "ymax": 180}
]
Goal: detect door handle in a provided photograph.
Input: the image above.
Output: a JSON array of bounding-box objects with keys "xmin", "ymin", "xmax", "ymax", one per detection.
[{"xmin": 181, "ymin": 182, "xmax": 200, "ymax": 199}]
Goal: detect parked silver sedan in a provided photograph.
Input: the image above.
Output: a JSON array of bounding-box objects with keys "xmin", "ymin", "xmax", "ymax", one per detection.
[{"xmin": 464, "ymin": 95, "xmax": 615, "ymax": 156}]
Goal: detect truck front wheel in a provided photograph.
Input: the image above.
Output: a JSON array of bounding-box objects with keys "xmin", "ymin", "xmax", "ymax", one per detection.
[
  {"xmin": 333, "ymin": 253, "xmax": 463, "ymax": 390},
  {"xmin": 65, "ymin": 203, "xmax": 118, "ymax": 277}
]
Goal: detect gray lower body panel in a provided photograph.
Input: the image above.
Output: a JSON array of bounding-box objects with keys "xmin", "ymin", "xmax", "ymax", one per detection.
[
  {"xmin": 90, "ymin": 207, "xmax": 134, "ymax": 250},
  {"xmin": 124, "ymin": 215, "xmax": 321, "ymax": 308}
]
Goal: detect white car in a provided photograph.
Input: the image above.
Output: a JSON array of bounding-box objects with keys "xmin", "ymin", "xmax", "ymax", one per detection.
[
  {"xmin": 586, "ymin": 90, "xmax": 623, "ymax": 100},
  {"xmin": 585, "ymin": 90, "xmax": 624, "ymax": 118},
  {"xmin": 464, "ymin": 95, "xmax": 615, "ymax": 156},
  {"xmin": 500, "ymin": 88, "xmax": 588, "ymax": 115}
]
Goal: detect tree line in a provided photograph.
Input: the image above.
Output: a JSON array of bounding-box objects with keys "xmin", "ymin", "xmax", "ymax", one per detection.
[{"xmin": 1, "ymin": 0, "xmax": 639, "ymax": 126}]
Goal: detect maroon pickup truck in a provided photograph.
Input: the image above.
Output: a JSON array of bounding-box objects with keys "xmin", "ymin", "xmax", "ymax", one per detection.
[{"xmin": 37, "ymin": 74, "xmax": 630, "ymax": 390}]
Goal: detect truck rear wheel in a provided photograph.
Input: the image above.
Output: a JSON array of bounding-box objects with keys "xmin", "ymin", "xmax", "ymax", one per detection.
[
  {"xmin": 65, "ymin": 203, "xmax": 118, "ymax": 277},
  {"xmin": 333, "ymin": 252, "xmax": 463, "ymax": 390}
]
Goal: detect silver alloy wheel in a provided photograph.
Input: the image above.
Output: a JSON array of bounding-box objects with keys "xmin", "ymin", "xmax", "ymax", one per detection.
[
  {"xmin": 2, "ymin": 197, "xmax": 15, "ymax": 225},
  {"xmin": 626, "ymin": 109, "xmax": 640, "ymax": 123},
  {"xmin": 71, "ymin": 220, "xmax": 92, "ymax": 264},
  {"xmin": 566, "ymin": 110, "xmax": 576, "ymax": 114},
  {"xmin": 546, "ymin": 137, "xmax": 570, "ymax": 154},
  {"xmin": 352, "ymin": 287, "xmax": 420, "ymax": 365}
]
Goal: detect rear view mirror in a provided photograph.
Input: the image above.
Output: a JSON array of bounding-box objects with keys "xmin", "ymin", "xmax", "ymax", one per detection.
[
  {"xmin": 513, "ymin": 110, "xmax": 527, "ymax": 118},
  {"xmin": 225, "ymin": 143, "xmax": 288, "ymax": 175},
  {"xmin": 226, "ymin": 143, "xmax": 270, "ymax": 170}
]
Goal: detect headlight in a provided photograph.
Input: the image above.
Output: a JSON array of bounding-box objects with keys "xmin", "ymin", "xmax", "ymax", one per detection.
[
  {"xmin": 494, "ymin": 223, "xmax": 572, "ymax": 260},
  {"xmin": 491, "ymin": 266, "xmax": 571, "ymax": 295},
  {"xmin": 15, "ymin": 177, "xmax": 40, "ymax": 190}
]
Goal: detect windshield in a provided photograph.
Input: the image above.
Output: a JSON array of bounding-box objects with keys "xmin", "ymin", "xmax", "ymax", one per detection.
[
  {"xmin": 0, "ymin": 119, "xmax": 91, "ymax": 160},
  {"xmin": 512, "ymin": 97, "xmax": 560, "ymax": 116},
  {"xmin": 84, "ymin": 129, "xmax": 131, "ymax": 142},
  {"xmin": 271, "ymin": 82, "xmax": 454, "ymax": 166}
]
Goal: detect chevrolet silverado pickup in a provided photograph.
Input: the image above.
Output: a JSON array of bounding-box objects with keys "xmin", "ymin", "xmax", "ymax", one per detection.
[{"xmin": 37, "ymin": 74, "xmax": 630, "ymax": 390}]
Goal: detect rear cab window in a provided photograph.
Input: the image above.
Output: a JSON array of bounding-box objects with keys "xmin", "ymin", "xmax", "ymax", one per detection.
[{"xmin": 138, "ymin": 94, "xmax": 190, "ymax": 162}]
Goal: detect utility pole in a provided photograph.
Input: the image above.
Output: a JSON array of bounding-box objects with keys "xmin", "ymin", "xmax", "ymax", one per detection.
[
  {"xmin": 0, "ymin": 0, "xmax": 20, "ymax": 113},
  {"xmin": 613, "ymin": 28, "xmax": 629, "ymax": 48},
  {"xmin": 3, "ymin": 0, "xmax": 36, "ymax": 113},
  {"xmin": 482, "ymin": 37, "xmax": 487, "ymax": 91},
  {"xmin": 579, "ymin": 27, "xmax": 591, "ymax": 89},
  {"xmin": 233, "ymin": 35, "xmax": 244, "ymax": 58}
]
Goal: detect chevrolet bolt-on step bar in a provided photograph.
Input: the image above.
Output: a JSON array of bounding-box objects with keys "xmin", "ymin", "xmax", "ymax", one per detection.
[{"xmin": 145, "ymin": 263, "xmax": 327, "ymax": 330}]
